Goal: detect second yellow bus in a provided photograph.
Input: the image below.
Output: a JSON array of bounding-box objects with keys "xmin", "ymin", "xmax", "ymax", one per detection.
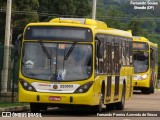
[{"xmin": 133, "ymin": 36, "xmax": 158, "ymax": 94}]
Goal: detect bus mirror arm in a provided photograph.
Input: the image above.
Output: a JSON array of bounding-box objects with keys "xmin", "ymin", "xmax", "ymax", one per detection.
[{"xmin": 15, "ymin": 34, "xmax": 22, "ymax": 56}]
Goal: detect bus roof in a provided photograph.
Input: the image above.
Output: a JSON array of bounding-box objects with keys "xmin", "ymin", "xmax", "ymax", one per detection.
[
  {"xmin": 50, "ymin": 18, "xmax": 132, "ymax": 38},
  {"xmin": 26, "ymin": 18, "xmax": 132, "ymax": 38},
  {"xmin": 49, "ymin": 18, "xmax": 108, "ymax": 29},
  {"xmin": 133, "ymin": 36, "xmax": 158, "ymax": 48}
]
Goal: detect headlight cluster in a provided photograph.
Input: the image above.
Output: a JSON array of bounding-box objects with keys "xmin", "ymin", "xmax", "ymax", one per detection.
[
  {"xmin": 140, "ymin": 74, "xmax": 148, "ymax": 80},
  {"xmin": 74, "ymin": 81, "xmax": 93, "ymax": 93},
  {"xmin": 19, "ymin": 79, "xmax": 37, "ymax": 92}
]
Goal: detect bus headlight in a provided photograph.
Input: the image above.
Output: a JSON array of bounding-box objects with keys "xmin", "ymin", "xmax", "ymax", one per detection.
[
  {"xmin": 19, "ymin": 79, "xmax": 37, "ymax": 92},
  {"xmin": 141, "ymin": 74, "xmax": 148, "ymax": 80},
  {"xmin": 74, "ymin": 81, "xmax": 93, "ymax": 93}
]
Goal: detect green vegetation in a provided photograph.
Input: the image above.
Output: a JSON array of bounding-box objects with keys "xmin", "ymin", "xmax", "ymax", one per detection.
[
  {"xmin": 0, "ymin": 0, "xmax": 160, "ymax": 68},
  {"xmin": 0, "ymin": 0, "xmax": 91, "ymax": 44},
  {"xmin": 96, "ymin": 0, "xmax": 160, "ymax": 71},
  {"xmin": 0, "ymin": 102, "xmax": 28, "ymax": 108}
]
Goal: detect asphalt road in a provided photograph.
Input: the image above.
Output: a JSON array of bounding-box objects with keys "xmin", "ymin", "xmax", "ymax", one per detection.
[
  {"xmin": 32, "ymin": 90, "xmax": 160, "ymax": 120},
  {"xmin": 5, "ymin": 90, "xmax": 159, "ymax": 120}
]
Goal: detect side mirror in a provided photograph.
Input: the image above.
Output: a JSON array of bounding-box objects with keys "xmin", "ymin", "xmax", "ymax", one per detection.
[
  {"xmin": 15, "ymin": 34, "xmax": 22, "ymax": 56},
  {"xmin": 17, "ymin": 34, "xmax": 22, "ymax": 41}
]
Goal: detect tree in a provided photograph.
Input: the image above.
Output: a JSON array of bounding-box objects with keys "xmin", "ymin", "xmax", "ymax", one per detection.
[
  {"xmin": 0, "ymin": 0, "xmax": 6, "ymax": 43},
  {"xmin": 49, "ymin": 0, "xmax": 75, "ymax": 16},
  {"xmin": 0, "ymin": 0, "xmax": 39, "ymax": 44},
  {"xmin": 103, "ymin": 5, "xmax": 124, "ymax": 29},
  {"xmin": 127, "ymin": 18, "xmax": 144, "ymax": 36},
  {"xmin": 74, "ymin": 0, "xmax": 91, "ymax": 17},
  {"xmin": 12, "ymin": 0, "xmax": 39, "ymax": 44},
  {"xmin": 38, "ymin": 0, "xmax": 91, "ymax": 21}
]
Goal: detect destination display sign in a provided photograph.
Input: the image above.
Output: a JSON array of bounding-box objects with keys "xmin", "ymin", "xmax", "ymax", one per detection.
[
  {"xmin": 133, "ymin": 42, "xmax": 149, "ymax": 51},
  {"xmin": 24, "ymin": 26, "xmax": 92, "ymax": 42}
]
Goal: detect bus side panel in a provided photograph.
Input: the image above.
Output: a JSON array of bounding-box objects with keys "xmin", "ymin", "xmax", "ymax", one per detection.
[
  {"xmin": 120, "ymin": 66, "xmax": 133, "ymax": 100},
  {"xmin": 126, "ymin": 66, "xmax": 134, "ymax": 99}
]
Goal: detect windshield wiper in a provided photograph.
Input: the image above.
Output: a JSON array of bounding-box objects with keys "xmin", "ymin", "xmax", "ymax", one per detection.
[
  {"xmin": 39, "ymin": 41, "xmax": 51, "ymax": 59},
  {"xmin": 64, "ymin": 42, "xmax": 77, "ymax": 60}
]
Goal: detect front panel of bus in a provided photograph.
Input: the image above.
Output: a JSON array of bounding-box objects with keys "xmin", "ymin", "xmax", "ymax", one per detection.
[
  {"xmin": 133, "ymin": 42, "xmax": 150, "ymax": 89},
  {"xmin": 18, "ymin": 25, "xmax": 101, "ymax": 106}
]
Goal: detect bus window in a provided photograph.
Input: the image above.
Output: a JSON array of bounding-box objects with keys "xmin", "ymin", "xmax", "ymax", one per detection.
[
  {"xmin": 122, "ymin": 41, "xmax": 126, "ymax": 65},
  {"xmin": 126, "ymin": 41, "xmax": 130, "ymax": 66},
  {"xmin": 133, "ymin": 51, "xmax": 149, "ymax": 73},
  {"xmin": 150, "ymin": 48, "xmax": 154, "ymax": 61}
]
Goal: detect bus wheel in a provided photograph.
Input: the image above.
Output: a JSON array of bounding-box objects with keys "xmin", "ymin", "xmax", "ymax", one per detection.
[
  {"xmin": 141, "ymin": 88, "xmax": 150, "ymax": 94},
  {"xmin": 30, "ymin": 103, "xmax": 47, "ymax": 113},
  {"xmin": 30, "ymin": 103, "xmax": 40, "ymax": 113},
  {"xmin": 150, "ymin": 80, "xmax": 155, "ymax": 94},
  {"xmin": 150, "ymin": 87, "xmax": 154, "ymax": 93},
  {"xmin": 94, "ymin": 93, "xmax": 103, "ymax": 113},
  {"xmin": 115, "ymin": 84, "xmax": 126, "ymax": 110},
  {"xmin": 106, "ymin": 103, "xmax": 115, "ymax": 110}
]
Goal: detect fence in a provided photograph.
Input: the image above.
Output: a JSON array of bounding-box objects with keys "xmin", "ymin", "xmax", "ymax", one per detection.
[{"xmin": 0, "ymin": 45, "xmax": 19, "ymax": 103}]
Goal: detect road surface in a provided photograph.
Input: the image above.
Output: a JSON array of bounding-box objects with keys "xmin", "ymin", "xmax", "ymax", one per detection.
[
  {"xmin": 5, "ymin": 90, "xmax": 159, "ymax": 120},
  {"xmin": 35, "ymin": 90, "xmax": 160, "ymax": 120}
]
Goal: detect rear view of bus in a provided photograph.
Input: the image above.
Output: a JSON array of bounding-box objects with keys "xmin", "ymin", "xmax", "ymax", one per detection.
[{"xmin": 133, "ymin": 36, "xmax": 158, "ymax": 94}]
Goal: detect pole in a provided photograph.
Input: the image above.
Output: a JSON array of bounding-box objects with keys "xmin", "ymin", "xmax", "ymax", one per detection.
[
  {"xmin": 92, "ymin": 0, "xmax": 97, "ymax": 20},
  {"xmin": 1, "ymin": 0, "xmax": 12, "ymax": 93}
]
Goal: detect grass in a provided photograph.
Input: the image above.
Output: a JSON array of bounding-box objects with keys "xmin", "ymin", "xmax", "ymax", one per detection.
[{"xmin": 0, "ymin": 102, "xmax": 29, "ymax": 108}]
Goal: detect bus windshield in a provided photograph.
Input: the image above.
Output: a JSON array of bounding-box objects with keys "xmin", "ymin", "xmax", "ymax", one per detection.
[
  {"xmin": 22, "ymin": 42, "xmax": 92, "ymax": 81},
  {"xmin": 133, "ymin": 51, "xmax": 149, "ymax": 73}
]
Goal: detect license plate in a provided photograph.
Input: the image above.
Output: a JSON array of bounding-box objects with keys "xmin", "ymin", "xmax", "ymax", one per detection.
[{"xmin": 49, "ymin": 96, "xmax": 61, "ymax": 101}]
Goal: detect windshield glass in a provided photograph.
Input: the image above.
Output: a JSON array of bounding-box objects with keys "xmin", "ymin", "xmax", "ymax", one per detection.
[
  {"xmin": 133, "ymin": 51, "xmax": 149, "ymax": 73},
  {"xmin": 22, "ymin": 42, "xmax": 92, "ymax": 81}
]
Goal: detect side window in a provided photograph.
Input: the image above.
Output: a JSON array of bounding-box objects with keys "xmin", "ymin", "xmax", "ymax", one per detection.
[
  {"xmin": 104, "ymin": 36, "xmax": 112, "ymax": 74},
  {"xmin": 126, "ymin": 41, "xmax": 130, "ymax": 65},
  {"xmin": 129, "ymin": 41, "xmax": 133, "ymax": 65},
  {"xmin": 114, "ymin": 42, "xmax": 120, "ymax": 74},
  {"xmin": 150, "ymin": 48, "xmax": 155, "ymax": 68},
  {"xmin": 150, "ymin": 48, "xmax": 153, "ymax": 60},
  {"xmin": 99, "ymin": 39, "xmax": 104, "ymax": 73},
  {"xmin": 155, "ymin": 50, "xmax": 158, "ymax": 65},
  {"xmin": 95, "ymin": 36, "xmax": 104, "ymax": 74},
  {"xmin": 106, "ymin": 42, "xmax": 112, "ymax": 74},
  {"xmin": 121, "ymin": 40, "xmax": 126, "ymax": 65},
  {"xmin": 95, "ymin": 41, "xmax": 99, "ymax": 74},
  {"xmin": 112, "ymin": 41, "xmax": 115, "ymax": 74},
  {"xmin": 103, "ymin": 40, "xmax": 107, "ymax": 74},
  {"xmin": 150, "ymin": 48, "xmax": 154, "ymax": 61}
]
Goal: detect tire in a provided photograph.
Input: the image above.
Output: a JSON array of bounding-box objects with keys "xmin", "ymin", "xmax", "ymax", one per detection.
[
  {"xmin": 115, "ymin": 84, "xmax": 126, "ymax": 110},
  {"xmin": 141, "ymin": 88, "xmax": 150, "ymax": 94},
  {"xmin": 150, "ymin": 80, "xmax": 155, "ymax": 94},
  {"xmin": 30, "ymin": 103, "xmax": 47, "ymax": 113},
  {"xmin": 141, "ymin": 79, "xmax": 154, "ymax": 94},
  {"xmin": 30, "ymin": 103, "xmax": 40, "ymax": 113},
  {"xmin": 150, "ymin": 74, "xmax": 156, "ymax": 94},
  {"xmin": 106, "ymin": 103, "xmax": 115, "ymax": 110},
  {"xmin": 150, "ymin": 86, "xmax": 155, "ymax": 94},
  {"xmin": 94, "ymin": 93, "xmax": 103, "ymax": 113}
]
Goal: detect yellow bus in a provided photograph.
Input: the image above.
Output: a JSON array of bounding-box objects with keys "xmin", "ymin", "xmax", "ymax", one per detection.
[
  {"xmin": 133, "ymin": 36, "xmax": 158, "ymax": 94},
  {"xmin": 18, "ymin": 18, "xmax": 134, "ymax": 113}
]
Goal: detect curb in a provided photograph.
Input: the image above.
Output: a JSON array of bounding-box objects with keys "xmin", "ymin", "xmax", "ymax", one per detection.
[
  {"xmin": 0, "ymin": 105, "xmax": 30, "ymax": 114},
  {"xmin": 155, "ymin": 89, "xmax": 160, "ymax": 91}
]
